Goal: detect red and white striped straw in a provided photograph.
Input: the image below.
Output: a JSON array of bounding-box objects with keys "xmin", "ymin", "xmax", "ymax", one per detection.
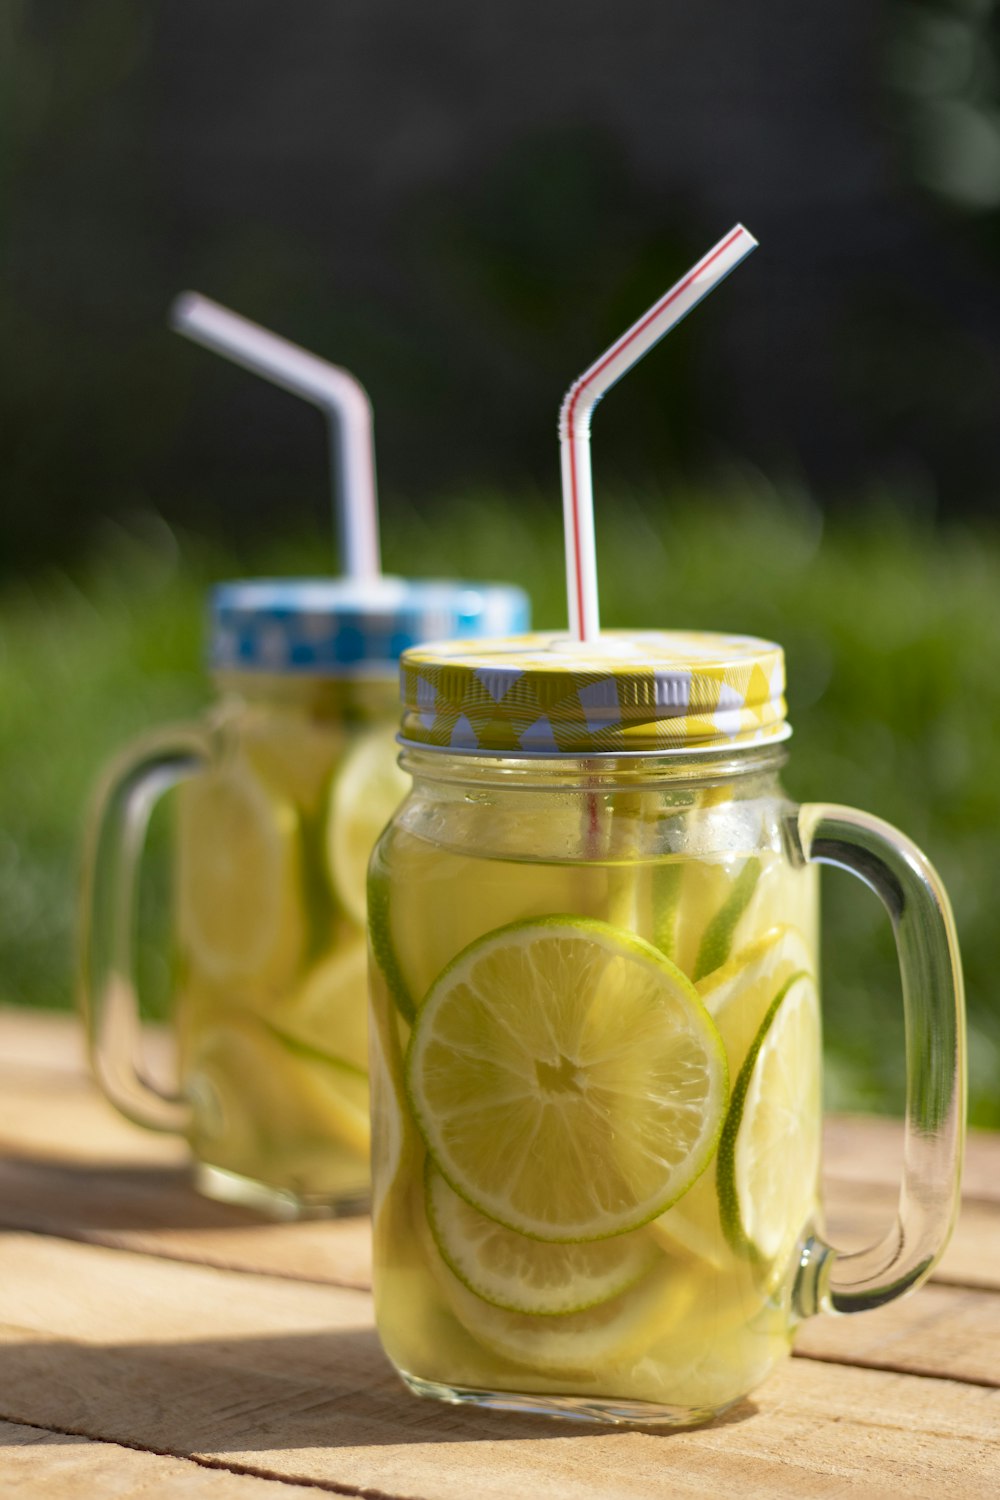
[
  {"xmin": 559, "ymin": 224, "xmax": 758, "ymax": 641},
  {"xmin": 171, "ymin": 293, "xmax": 381, "ymax": 581}
]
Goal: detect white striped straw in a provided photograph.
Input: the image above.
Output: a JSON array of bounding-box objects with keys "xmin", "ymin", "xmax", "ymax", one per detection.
[
  {"xmin": 559, "ymin": 224, "xmax": 758, "ymax": 641},
  {"xmin": 170, "ymin": 293, "xmax": 381, "ymax": 581}
]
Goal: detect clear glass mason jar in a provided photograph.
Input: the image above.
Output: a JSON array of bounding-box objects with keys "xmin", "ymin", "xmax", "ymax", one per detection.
[
  {"xmin": 79, "ymin": 578, "xmax": 529, "ymax": 1217},
  {"xmin": 368, "ymin": 630, "xmax": 965, "ymax": 1426}
]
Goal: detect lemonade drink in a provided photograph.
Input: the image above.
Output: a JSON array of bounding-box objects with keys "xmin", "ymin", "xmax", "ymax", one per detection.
[
  {"xmin": 175, "ymin": 673, "xmax": 404, "ymax": 1211},
  {"xmin": 368, "ymin": 631, "xmax": 823, "ymax": 1423},
  {"xmin": 79, "ymin": 578, "xmax": 529, "ymax": 1216}
]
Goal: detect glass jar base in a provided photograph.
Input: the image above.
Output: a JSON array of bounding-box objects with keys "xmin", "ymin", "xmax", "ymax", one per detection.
[
  {"xmin": 194, "ymin": 1161, "xmax": 369, "ymax": 1222},
  {"xmin": 399, "ymin": 1369, "xmax": 733, "ymax": 1430}
]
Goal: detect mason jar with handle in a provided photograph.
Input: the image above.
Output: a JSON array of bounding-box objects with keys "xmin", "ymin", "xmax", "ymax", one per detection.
[
  {"xmin": 79, "ymin": 576, "xmax": 529, "ymax": 1217},
  {"xmin": 367, "ymin": 629, "xmax": 965, "ymax": 1426}
]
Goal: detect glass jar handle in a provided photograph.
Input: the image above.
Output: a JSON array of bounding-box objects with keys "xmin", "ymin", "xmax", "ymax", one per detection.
[
  {"xmin": 791, "ymin": 803, "xmax": 965, "ymax": 1315},
  {"xmin": 78, "ymin": 726, "xmax": 208, "ymax": 1133}
]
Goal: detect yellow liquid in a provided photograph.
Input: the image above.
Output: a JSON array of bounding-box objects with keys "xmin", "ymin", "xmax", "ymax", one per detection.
[
  {"xmin": 173, "ymin": 706, "xmax": 401, "ymax": 1211},
  {"xmin": 370, "ymin": 822, "xmax": 821, "ymax": 1420}
]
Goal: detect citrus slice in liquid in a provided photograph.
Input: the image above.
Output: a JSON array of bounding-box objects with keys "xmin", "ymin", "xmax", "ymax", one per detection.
[
  {"xmin": 717, "ymin": 973, "xmax": 822, "ymax": 1264},
  {"xmin": 177, "ymin": 762, "xmax": 304, "ymax": 987},
  {"xmin": 186, "ymin": 1013, "xmax": 370, "ymax": 1172},
  {"xmin": 368, "ymin": 823, "xmax": 599, "ymax": 1022},
  {"xmin": 698, "ymin": 924, "xmax": 813, "ymax": 1076},
  {"xmin": 690, "ymin": 856, "xmax": 762, "ymax": 981},
  {"xmin": 406, "ymin": 916, "xmax": 729, "ymax": 1242},
  {"xmin": 325, "ymin": 722, "xmax": 410, "ymax": 927},
  {"xmin": 654, "ymin": 856, "xmax": 760, "ymax": 981},
  {"xmin": 431, "ymin": 1238, "xmax": 692, "ymax": 1376},
  {"xmin": 267, "ymin": 940, "xmax": 369, "ymax": 1072},
  {"xmin": 369, "ymin": 996, "xmax": 408, "ymax": 1224},
  {"xmin": 425, "ymin": 1161, "xmax": 660, "ymax": 1315},
  {"xmin": 650, "ymin": 930, "xmax": 813, "ymax": 1267}
]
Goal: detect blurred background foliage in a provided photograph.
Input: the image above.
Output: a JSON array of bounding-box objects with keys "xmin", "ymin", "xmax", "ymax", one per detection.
[
  {"xmin": 890, "ymin": 0, "xmax": 1000, "ymax": 212},
  {"xmin": 2, "ymin": 495, "xmax": 998, "ymax": 1124},
  {"xmin": 2, "ymin": 3, "xmax": 1000, "ymax": 1121}
]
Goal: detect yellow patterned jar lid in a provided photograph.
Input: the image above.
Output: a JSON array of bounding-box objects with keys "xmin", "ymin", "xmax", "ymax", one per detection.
[{"xmin": 399, "ymin": 630, "xmax": 789, "ymax": 756}]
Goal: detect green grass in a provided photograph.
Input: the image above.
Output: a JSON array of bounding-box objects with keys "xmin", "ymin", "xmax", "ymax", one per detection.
[{"xmin": 2, "ymin": 489, "xmax": 997, "ymax": 1125}]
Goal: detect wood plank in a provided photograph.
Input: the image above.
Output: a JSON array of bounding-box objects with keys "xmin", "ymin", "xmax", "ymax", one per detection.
[
  {"xmin": 0, "ymin": 1151, "xmax": 373, "ymax": 1290},
  {"xmin": 0, "ymin": 1234, "xmax": 998, "ymax": 1500},
  {"xmin": 795, "ymin": 1282, "xmax": 1000, "ymax": 1386},
  {"xmin": 7, "ymin": 1008, "xmax": 999, "ymax": 1196},
  {"xmin": 0, "ymin": 1068, "xmax": 184, "ymax": 1166},
  {"xmin": 2, "ymin": 1008, "xmax": 998, "ymax": 1294},
  {"xmin": 0, "ymin": 1006, "xmax": 91, "ymax": 1076},
  {"xmin": 824, "ymin": 1178, "xmax": 1000, "ymax": 1291},
  {"xmin": 0, "ymin": 1418, "xmax": 319, "ymax": 1497},
  {"xmin": 2, "ymin": 1145, "xmax": 996, "ymax": 1296},
  {"xmin": 824, "ymin": 1112, "xmax": 1000, "ymax": 1204}
]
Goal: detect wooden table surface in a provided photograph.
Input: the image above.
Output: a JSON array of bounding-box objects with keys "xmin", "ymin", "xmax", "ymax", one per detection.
[{"xmin": 1, "ymin": 1007, "xmax": 998, "ymax": 1499}]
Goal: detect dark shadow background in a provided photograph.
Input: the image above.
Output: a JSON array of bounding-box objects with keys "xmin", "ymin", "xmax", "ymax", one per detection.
[{"xmin": 5, "ymin": 0, "xmax": 1000, "ymax": 572}]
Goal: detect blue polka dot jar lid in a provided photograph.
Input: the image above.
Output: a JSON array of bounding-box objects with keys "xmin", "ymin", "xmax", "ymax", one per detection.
[{"xmin": 209, "ymin": 577, "xmax": 531, "ymax": 676}]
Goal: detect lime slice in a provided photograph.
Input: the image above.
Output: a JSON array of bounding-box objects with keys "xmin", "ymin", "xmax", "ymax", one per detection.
[
  {"xmin": 659, "ymin": 857, "xmax": 755, "ymax": 982},
  {"xmin": 369, "ymin": 996, "xmax": 407, "ymax": 1224},
  {"xmin": 649, "ymin": 930, "xmax": 813, "ymax": 1269},
  {"xmin": 407, "ymin": 916, "xmax": 728, "ymax": 1243},
  {"xmin": 368, "ymin": 866, "xmax": 417, "ymax": 1024},
  {"xmin": 325, "ymin": 723, "xmax": 410, "ymax": 927},
  {"xmin": 177, "ymin": 762, "xmax": 304, "ymax": 987},
  {"xmin": 651, "ymin": 863, "xmax": 684, "ymax": 961},
  {"xmin": 691, "ymin": 857, "xmax": 761, "ymax": 982},
  {"xmin": 698, "ymin": 925, "xmax": 813, "ymax": 1077},
  {"xmin": 430, "ymin": 1237, "xmax": 692, "ymax": 1375},
  {"xmin": 368, "ymin": 825, "xmax": 599, "ymax": 1022},
  {"xmin": 265, "ymin": 940, "xmax": 369, "ymax": 1072},
  {"xmin": 717, "ymin": 973, "xmax": 822, "ymax": 1264},
  {"xmin": 425, "ymin": 1160, "xmax": 660, "ymax": 1316}
]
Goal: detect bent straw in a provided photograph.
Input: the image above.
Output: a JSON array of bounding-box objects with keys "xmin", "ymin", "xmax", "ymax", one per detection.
[
  {"xmin": 559, "ymin": 224, "xmax": 758, "ymax": 641},
  {"xmin": 171, "ymin": 293, "xmax": 380, "ymax": 580}
]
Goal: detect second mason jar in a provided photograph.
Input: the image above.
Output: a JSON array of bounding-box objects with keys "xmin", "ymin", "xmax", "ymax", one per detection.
[
  {"xmin": 368, "ymin": 630, "xmax": 964, "ymax": 1426},
  {"xmin": 79, "ymin": 577, "xmax": 529, "ymax": 1217}
]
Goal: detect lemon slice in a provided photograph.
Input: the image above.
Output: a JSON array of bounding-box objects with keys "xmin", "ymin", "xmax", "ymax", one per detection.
[
  {"xmin": 325, "ymin": 723, "xmax": 410, "ymax": 927},
  {"xmin": 407, "ymin": 916, "xmax": 728, "ymax": 1243},
  {"xmin": 717, "ymin": 973, "xmax": 822, "ymax": 1264},
  {"xmin": 244, "ymin": 713, "xmax": 344, "ymax": 817},
  {"xmin": 177, "ymin": 762, "xmax": 304, "ymax": 987},
  {"xmin": 647, "ymin": 1165, "xmax": 734, "ymax": 1269},
  {"xmin": 640, "ymin": 1281, "xmax": 792, "ymax": 1409},
  {"xmin": 266, "ymin": 940, "xmax": 369, "ymax": 1072},
  {"xmin": 698, "ymin": 925, "xmax": 813, "ymax": 1077},
  {"xmin": 425, "ymin": 1161, "xmax": 660, "ymax": 1315}
]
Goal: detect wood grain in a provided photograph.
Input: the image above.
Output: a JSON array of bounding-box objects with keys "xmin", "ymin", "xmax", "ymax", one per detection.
[
  {"xmin": 0, "ymin": 1418, "xmax": 321, "ymax": 1497},
  {"xmin": 0, "ymin": 1151, "xmax": 373, "ymax": 1290},
  {"xmin": 1, "ymin": 1234, "xmax": 998, "ymax": 1500},
  {"xmin": 3, "ymin": 1009, "xmax": 1000, "ymax": 1497},
  {"xmin": 795, "ymin": 1283, "xmax": 1000, "ymax": 1386},
  {"xmin": 823, "ymin": 1111, "xmax": 1000, "ymax": 1204},
  {"xmin": 2, "ymin": 1009, "xmax": 998, "ymax": 1295}
]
